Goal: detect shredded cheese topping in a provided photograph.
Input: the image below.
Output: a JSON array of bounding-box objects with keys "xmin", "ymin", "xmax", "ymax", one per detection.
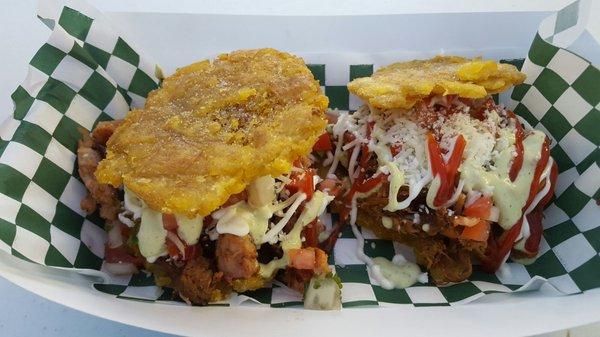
[{"xmin": 331, "ymin": 98, "xmax": 512, "ymax": 214}]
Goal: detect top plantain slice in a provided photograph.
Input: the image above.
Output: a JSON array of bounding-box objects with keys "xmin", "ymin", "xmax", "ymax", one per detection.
[
  {"xmin": 95, "ymin": 48, "xmax": 328, "ymax": 217},
  {"xmin": 347, "ymin": 55, "xmax": 526, "ymax": 110}
]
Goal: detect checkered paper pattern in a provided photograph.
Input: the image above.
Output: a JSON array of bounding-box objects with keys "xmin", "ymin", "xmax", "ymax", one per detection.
[
  {"xmin": 1, "ymin": 4, "xmax": 160, "ymax": 275},
  {"xmin": 1, "ymin": 0, "xmax": 599, "ymax": 307},
  {"xmin": 505, "ymin": 0, "xmax": 600, "ymax": 295}
]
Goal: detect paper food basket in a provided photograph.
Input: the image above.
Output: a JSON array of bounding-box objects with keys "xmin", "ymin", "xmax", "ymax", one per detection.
[{"xmin": 0, "ymin": 0, "xmax": 598, "ymax": 336}]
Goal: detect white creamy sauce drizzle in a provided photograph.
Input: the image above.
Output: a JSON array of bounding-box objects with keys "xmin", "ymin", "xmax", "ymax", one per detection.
[
  {"xmin": 138, "ymin": 207, "xmax": 167, "ymax": 263},
  {"xmin": 212, "ymin": 203, "xmax": 249, "ymax": 236},
  {"xmin": 331, "ymin": 106, "xmax": 434, "ymax": 214},
  {"xmin": 124, "ymin": 188, "xmax": 143, "ymax": 219},
  {"xmin": 349, "ymin": 215, "xmax": 426, "ymax": 290},
  {"xmin": 461, "ymin": 131, "xmax": 546, "ymax": 230},
  {"xmin": 425, "ymin": 175, "xmax": 442, "ymax": 209},
  {"xmin": 124, "ymin": 189, "xmax": 206, "ymax": 262},
  {"xmin": 213, "ymin": 201, "xmax": 272, "ymax": 239},
  {"xmin": 258, "ymin": 191, "xmax": 334, "ymax": 277},
  {"xmin": 514, "ymin": 157, "xmax": 554, "ymax": 253},
  {"xmin": 372, "ymin": 256, "xmax": 427, "ymax": 289},
  {"xmin": 175, "ymin": 214, "xmax": 204, "ymax": 245}
]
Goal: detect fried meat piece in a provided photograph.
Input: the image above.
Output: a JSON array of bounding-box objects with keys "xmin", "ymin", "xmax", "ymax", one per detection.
[
  {"xmin": 96, "ymin": 48, "xmax": 329, "ymax": 217},
  {"xmin": 176, "ymin": 256, "xmax": 226, "ymax": 305},
  {"xmin": 77, "ymin": 127, "xmax": 120, "ymax": 220},
  {"xmin": 92, "ymin": 120, "xmax": 122, "ymax": 146},
  {"xmin": 216, "ymin": 234, "xmax": 259, "ymax": 280}
]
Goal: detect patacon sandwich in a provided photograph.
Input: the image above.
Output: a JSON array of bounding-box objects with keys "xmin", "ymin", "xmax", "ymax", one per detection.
[
  {"xmin": 78, "ymin": 49, "xmax": 342, "ymax": 309},
  {"xmin": 318, "ymin": 56, "xmax": 558, "ymax": 285}
]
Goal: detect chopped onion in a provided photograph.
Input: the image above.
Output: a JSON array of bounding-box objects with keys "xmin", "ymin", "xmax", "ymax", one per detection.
[
  {"xmin": 465, "ymin": 190, "xmax": 482, "ymax": 208},
  {"xmin": 104, "ymin": 262, "xmax": 137, "ymax": 275},
  {"xmin": 118, "ymin": 212, "xmax": 136, "ymax": 228},
  {"xmin": 487, "ymin": 206, "xmax": 500, "ymax": 222},
  {"xmin": 247, "ymin": 175, "xmax": 276, "ymax": 208},
  {"xmin": 107, "ymin": 224, "xmax": 123, "ymax": 248}
]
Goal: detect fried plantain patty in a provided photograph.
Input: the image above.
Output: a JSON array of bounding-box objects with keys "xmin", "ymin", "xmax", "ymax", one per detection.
[{"xmin": 96, "ymin": 48, "xmax": 328, "ymax": 217}]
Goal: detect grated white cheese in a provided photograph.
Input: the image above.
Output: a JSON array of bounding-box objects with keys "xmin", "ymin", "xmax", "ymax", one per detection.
[
  {"xmin": 439, "ymin": 111, "xmax": 504, "ymax": 170},
  {"xmin": 330, "ymin": 97, "xmax": 519, "ymax": 214}
]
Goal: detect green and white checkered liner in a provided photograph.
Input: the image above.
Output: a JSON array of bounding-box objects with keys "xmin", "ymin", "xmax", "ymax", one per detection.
[{"xmin": 1, "ymin": 0, "xmax": 598, "ymax": 307}]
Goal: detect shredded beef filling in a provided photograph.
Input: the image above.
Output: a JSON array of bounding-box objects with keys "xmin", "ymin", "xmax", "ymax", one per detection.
[{"xmin": 352, "ymin": 184, "xmax": 486, "ymax": 284}]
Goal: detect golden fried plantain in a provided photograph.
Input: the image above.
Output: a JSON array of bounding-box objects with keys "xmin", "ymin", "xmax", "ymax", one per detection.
[
  {"xmin": 96, "ymin": 48, "xmax": 328, "ymax": 217},
  {"xmin": 348, "ymin": 55, "xmax": 525, "ymax": 110}
]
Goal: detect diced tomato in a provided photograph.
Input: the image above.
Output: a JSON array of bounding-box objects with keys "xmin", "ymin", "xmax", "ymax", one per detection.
[
  {"xmin": 508, "ymin": 111, "xmax": 524, "ymax": 182},
  {"xmin": 314, "ymin": 248, "xmax": 330, "ymax": 274},
  {"xmin": 460, "ymin": 220, "xmax": 490, "ymax": 242},
  {"xmin": 313, "ymin": 132, "xmax": 333, "ymax": 152},
  {"xmin": 287, "ymin": 169, "xmax": 315, "ymax": 199},
  {"xmin": 162, "ymin": 214, "xmax": 178, "ymax": 231},
  {"xmin": 463, "ymin": 196, "xmax": 493, "ymax": 219},
  {"xmin": 289, "ymin": 248, "xmax": 316, "ymax": 270},
  {"xmin": 354, "ymin": 174, "xmax": 384, "ymax": 193},
  {"xmin": 289, "ymin": 247, "xmax": 330, "ymax": 274}
]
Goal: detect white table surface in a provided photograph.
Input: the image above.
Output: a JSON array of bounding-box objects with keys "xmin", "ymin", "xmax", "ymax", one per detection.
[{"xmin": 2, "ymin": 0, "xmax": 598, "ymax": 336}]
